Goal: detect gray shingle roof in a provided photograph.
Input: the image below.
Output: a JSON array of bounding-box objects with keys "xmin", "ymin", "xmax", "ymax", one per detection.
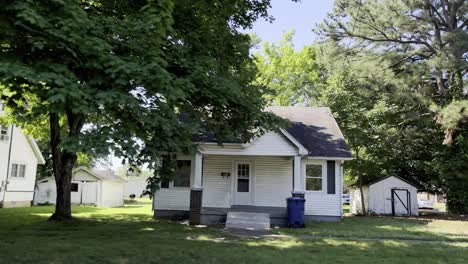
[
  {"xmin": 194, "ymin": 106, "xmax": 351, "ymax": 159},
  {"xmin": 266, "ymin": 106, "xmax": 352, "ymax": 158}
]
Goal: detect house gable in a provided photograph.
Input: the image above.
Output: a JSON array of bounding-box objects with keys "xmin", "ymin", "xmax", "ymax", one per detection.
[
  {"xmin": 73, "ymin": 169, "xmax": 100, "ymax": 182},
  {"xmin": 199, "ymin": 132, "xmax": 298, "ymax": 156}
]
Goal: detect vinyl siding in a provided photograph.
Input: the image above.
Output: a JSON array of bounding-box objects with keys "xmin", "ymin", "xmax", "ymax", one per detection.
[
  {"xmin": 254, "ymin": 157, "xmax": 292, "ymax": 207},
  {"xmin": 1, "ymin": 126, "xmax": 39, "ymax": 197},
  {"xmin": 154, "ymin": 188, "xmax": 190, "ymax": 210},
  {"xmin": 100, "ymin": 181, "xmax": 124, "ymax": 208},
  {"xmin": 368, "ymin": 176, "xmax": 418, "ymax": 216},
  {"xmin": 202, "ymin": 156, "xmax": 232, "ymax": 208},
  {"xmin": 153, "ymin": 155, "xmax": 345, "ymax": 218},
  {"xmin": 304, "ymin": 161, "xmax": 343, "ymax": 217}
]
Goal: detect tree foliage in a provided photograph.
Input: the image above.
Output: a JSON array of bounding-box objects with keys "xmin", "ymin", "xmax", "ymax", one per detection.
[
  {"xmin": 0, "ymin": 0, "xmax": 281, "ymax": 220},
  {"xmin": 320, "ymin": 0, "xmax": 468, "ymax": 144},
  {"xmin": 255, "ymin": 27, "xmax": 467, "ymax": 214}
]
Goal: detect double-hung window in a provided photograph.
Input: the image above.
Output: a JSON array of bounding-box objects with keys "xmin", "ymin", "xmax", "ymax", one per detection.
[
  {"xmin": 161, "ymin": 159, "xmax": 191, "ymax": 188},
  {"xmin": 305, "ymin": 163, "xmax": 323, "ymax": 191},
  {"xmin": 0, "ymin": 125, "xmax": 8, "ymax": 140},
  {"xmin": 11, "ymin": 163, "xmax": 26, "ymax": 178}
]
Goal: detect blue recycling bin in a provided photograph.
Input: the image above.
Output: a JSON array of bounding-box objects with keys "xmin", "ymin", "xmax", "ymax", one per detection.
[{"xmin": 287, "ymin": 197, "xmax": 305, "ymax": 228}]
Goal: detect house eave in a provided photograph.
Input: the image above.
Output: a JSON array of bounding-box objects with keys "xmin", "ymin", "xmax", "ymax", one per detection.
[{"xmin": 305, "ymin": 156, "xmax": 353, "ymax": 161}]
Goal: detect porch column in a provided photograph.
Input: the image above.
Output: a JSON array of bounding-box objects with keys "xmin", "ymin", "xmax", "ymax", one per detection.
[
  {"xmin": 292, "ymin": 155, "xmax": 305, "ymax": 198},
  {"xmin": 190, "ymin": 151, "xmax": 203, "ymax": 225}
]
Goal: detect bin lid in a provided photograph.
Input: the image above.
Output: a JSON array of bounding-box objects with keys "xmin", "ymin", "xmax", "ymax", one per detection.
[{"xmin": 287, "ymin": 197, "xmax": 305, "ymax": 201}]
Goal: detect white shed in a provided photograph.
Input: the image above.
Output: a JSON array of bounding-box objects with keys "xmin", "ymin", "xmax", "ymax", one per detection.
[
  {"xmin": 34, "ymin": 167, "xmax": 125, "ymax": 208},
  {"xmin": 350, "ymin": 176, "xmax": 418, "ymax": 216}
]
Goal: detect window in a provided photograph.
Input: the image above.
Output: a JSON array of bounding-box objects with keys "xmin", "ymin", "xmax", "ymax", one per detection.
[
  {"xmin": 160, "ymin": 180, "xmax": 170, "ymax": 188},
  {"xmin": 237, "ymin": 163, "xmax": 250, "ymax": 192},
  {"xmin": 71, "ymin": 183, "xmax": 79, "ymax": 192},
  {"xmin": 10, "ymin": 164, "xmax": 26, "ymax": 178},
  {"xmin": 173, "ymin": 160, "xmax": 191, "ymax": 187},
  {"xmin": 305, "ymin": 164, "xmax": 322, "ymax": 191},
  {"xmin": 0, "ymin": 125, "xmax": 7, "ymax": 137}
]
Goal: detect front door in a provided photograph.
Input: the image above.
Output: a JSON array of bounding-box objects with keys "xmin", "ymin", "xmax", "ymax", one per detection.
[{"xmin": 233, "ymin": 161, "xmax": 253, "ymax": 205}]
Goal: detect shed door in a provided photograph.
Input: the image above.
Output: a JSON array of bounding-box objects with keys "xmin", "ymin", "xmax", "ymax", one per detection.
[
  {"xmin": 392, "ymin": 189, "xmax": 411, "ymax": 216},
  {"xmin": 233, "ymin": 161, "xmax": 253, "ymax": 206},
  {"xmin": 81, "ymin": 181, "xmax": 97, "ymax": 205}
]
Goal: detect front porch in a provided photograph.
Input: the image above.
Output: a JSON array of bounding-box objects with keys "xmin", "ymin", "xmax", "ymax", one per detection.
[{"xmin": 153, "ymin": 150, "xmax": 304, "ymax": 226}]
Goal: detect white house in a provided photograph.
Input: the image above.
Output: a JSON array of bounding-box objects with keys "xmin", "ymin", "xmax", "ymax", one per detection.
[
  {"xmin": 0, "ymin": 103, "xmax": 45, "ymax": 208},
  {"xmin": 34, "ymin": 167, "xmax": 125, "ymax": 208},
  {"xmin": 153, "ymin": 106, "xmax": 352, "ymax": 226},
  {"xmin": 350, "ymin": 176, "xmax": 419, "ymax": 216}
]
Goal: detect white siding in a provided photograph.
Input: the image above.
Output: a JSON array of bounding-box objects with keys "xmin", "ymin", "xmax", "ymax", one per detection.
[
  {"xmin": 154, "ymin": 189, "xmax": 190, "ymax": 210},
  {"xmin": 100, "ymin": 181, "xmax": 124, "ymax": 208},
  {"xmin": 368, "ymin": 176, "xmax": 418, "ymax": 216},
  {"xmin": 200, "ymin": 132, "xmax": 298, "ymax": 156},
  {"xmin": 303, "ymin": 161, "xmax": 343, "ymax": 217},
  {"xmin": 34, "ymin": 178, "xmax": 124, "ymax": 208},
  {"xmin": 0, "ymin": 125, "xmax": 41, "ymax": 206},
  {"xmin": 124, "ymin": 178, "xmax": 149, "ymax": 198},
  {"xmin": 153, "ymin": 154, "xmax": 194, "ymax": 210},
  {"xmin": 153, "ymin": 155, "xmax": 345, "ymax": 218},
  {"xmin": 350, "ymin": 186, "xmax": 369, "ymax": 215},
  {"xmin": 254, "ymin": 157, "xmax": 292, "ymax": 207},
  {"xmin": 202, "ymin": 156, "xmax": 232, "ymax": 208},
  {"xmin": 34, "ymin": 180, "xmax": 57, "ymax": 204},
  {"xmin": 73, "ymin": 170, "xmax": 99, "ymax": 181}
]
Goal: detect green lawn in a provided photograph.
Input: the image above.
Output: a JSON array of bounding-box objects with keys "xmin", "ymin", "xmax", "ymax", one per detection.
[
  {"xmin": 0, "ymin": 201, "xmax": 467, "ymax": 264},
  {"xmin": 274, "ymin": 215, "xmax": 468, "ymax": 242}
]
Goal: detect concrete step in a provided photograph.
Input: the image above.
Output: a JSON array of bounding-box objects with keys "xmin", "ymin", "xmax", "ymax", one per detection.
[{"xmin": 225, "ymin": 211, "xmax": 270, "ymax": 230}]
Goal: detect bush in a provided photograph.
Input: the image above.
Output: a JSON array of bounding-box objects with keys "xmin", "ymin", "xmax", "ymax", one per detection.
[{"xmin": 446, "ymin": 179, "xmax": 468, "ymax": 215}]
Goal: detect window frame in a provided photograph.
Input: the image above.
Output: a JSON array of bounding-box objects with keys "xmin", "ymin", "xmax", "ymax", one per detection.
[
  {"xmin": 172, "ymin": 160, "xmax": 192, "ymax": 188},
  {"xmin": 71, "ymin": 183, "xmax": 79, "ymax": 192},
  {"xmin": 303, "ymin": 160, "xmax": 326, "ymax": 193},
  {"xmin": 0, "ymin": 125, "xmax": 8, "ymax": 136},
  {"xmin": 236, "ymin": 162, "xmax": 251, "ymax": 193},
  {"xmin": 10, "ymin": 163, "xmax": 27, "ymax": 179},
  {"xmin": 160, "ymin": 156, "xmax": 193, "ymax": 189}
]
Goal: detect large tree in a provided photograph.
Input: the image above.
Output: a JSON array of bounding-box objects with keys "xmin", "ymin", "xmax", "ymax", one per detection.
[
  {"xmin": 319, "ymin": 0, "xmax": 468, "ymax": 213},
  {"xmin": 320, "ymin": 0, "xmax": 467, "ymax": 144},
  {"xmin": 0, "ymin": 0, "xmax": 280, "ymax": 220}
]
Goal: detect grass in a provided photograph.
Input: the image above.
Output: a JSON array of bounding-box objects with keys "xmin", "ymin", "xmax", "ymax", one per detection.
[
  {"xmin": 274, "ymin": 215, "xmax": 468, "ymax": 242},
  {"xmin": 0, "ymin": 200, "xmax": 467, "ymax": 264}
]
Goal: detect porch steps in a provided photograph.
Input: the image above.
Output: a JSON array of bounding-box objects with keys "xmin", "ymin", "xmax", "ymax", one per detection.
[{"xmin": 225, "ymin": 211, "xmax": 270, "ymax": 230}]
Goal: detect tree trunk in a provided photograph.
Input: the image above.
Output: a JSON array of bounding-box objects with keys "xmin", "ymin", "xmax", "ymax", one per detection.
[
  {"xmin": 48, "ymin": 111, "xmax": 83, "ymax": 221},
  {"xmin": 356, "ymin": 148, "xmax": 367, "ymax": 215}
]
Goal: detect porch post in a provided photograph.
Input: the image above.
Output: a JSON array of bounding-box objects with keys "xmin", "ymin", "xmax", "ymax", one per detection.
[
  {"xmin": 292, "ymin": 155, "xmax": 305, "ymax": 198},
  {"xmin": 190, "ymin": 151, "xmax": 203, "ymax": 225}
]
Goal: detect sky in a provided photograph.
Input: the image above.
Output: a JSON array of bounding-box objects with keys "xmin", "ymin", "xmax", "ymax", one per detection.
[{"xmin": 245, "ymin": 0, "xmax": 335, "ymax": 50}]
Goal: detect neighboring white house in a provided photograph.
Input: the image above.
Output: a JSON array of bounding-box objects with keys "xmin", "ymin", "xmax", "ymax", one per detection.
[
  {"xmin": 350, "ymin": 176, "xmax": 419, "ymax": 216},
  {"xmin": 153, "ymin": 106, "xmax": 353, "ymax": 226},
  {"xmin": 124, "ymin": 176, "xmax": 150, "ymax": 198},
  {"xmin": 0, "ymin": 103, "xmax": 46, "ymax": 208},
  {"xmin": 34, "ymin": 167, "xmax": 125, "ymax": 208}
]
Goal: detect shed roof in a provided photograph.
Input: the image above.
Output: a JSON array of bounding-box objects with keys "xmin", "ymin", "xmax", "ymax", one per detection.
[{"xmin": 367, "ymin": 175, "xmax": 419, "ymax": 188}]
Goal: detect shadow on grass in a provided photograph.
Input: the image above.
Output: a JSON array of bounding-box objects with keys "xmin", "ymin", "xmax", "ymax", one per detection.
[{"xmin": 1, "ymin": 206, "xmax": 467, "ymax": 263}]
